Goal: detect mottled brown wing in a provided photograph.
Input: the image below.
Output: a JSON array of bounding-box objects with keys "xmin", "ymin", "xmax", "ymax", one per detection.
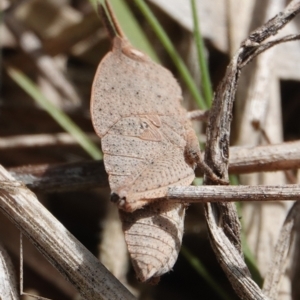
[
  {"xmin": 91, "ymin": 37, "xmax": 185, "ymax": 138},
  {"xmin": 119, "ymin": 201, "xmax": 185, "ymax": 282},
  {"xmin": 91, "ymin": 37, "xmax": 196, "ymax": 212}
]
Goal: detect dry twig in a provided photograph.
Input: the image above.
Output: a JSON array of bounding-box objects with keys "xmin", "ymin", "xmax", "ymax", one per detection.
[
  {"xmin": 0, "ymin": 133, "xmax": 99, "ymax": 149},
  {"xmin": 8, "ymin": 140, "xmax": 300, "ymax": 194},
  {"xmin": 229, "ymin": 141, "xmax": 300, "ymax": 174},
  {"xmin": 202, "ymin": 1, "xmax": 300, "ymax": 298},
  {"xmin": 167, "ymin": 185, "xmax": 300, "ymax": 203}
]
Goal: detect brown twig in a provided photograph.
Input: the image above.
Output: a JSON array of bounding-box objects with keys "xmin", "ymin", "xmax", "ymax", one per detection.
[
  {"xmin": 7, "ymin": 140, "xmax": 300, "ymax": 193},
  {"xmin": 0, "ymin": 133, "xmax": 99, "ymax": 149},
  {"xmin": 167, "ymin": 185, "xmax": 300, "ymax": 203},
  {"xmin": 229, "ymin": 140, "xmax": 300, "ymax": 174},
  {"xmin": 203, "ymin": 1, "xmax": 300, "ymax": 299},
  {"xmin": 187, "ymin": 109, "xmax": 209, "ymax": 121}
]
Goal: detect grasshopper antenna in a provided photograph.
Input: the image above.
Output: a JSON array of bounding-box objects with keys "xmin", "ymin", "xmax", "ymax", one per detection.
[
  {"xmin": 98, "ymin": 0, "xmax": 126, "ymax": 41},
  {"xmin": 104, "ymin": 0, "xmax": 126, "ymax": 38},
  {"xmin": 98, "ymin": 3, "xmax": 116, "ymax": 40}
]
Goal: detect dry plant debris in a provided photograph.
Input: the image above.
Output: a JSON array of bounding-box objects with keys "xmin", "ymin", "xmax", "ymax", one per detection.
[{"xmin": 1, "ymin": 0, "xmax": 300, "ymax": 300}]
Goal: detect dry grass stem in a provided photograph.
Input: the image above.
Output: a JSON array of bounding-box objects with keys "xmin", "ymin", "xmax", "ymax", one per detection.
[
  {"xmin": 0, "ymin": 133, "xmax": 99, "ymax": 149},
  {"xmin": 0, "ymin": 212, "xmax": 77, "ymax": 298},
  {"xmin": 0, "ymin": 242, "xmax": 19, "ymax": 300}
]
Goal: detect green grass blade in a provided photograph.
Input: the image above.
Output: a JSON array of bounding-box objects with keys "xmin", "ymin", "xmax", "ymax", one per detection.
[
  {"xmin": 7, "ymin": 67, "xmax": 102, "ymax": 160},
  {"xmin": 190, "ymin": 0, "xmax": 213, "ymax": 107},
  {"xmin": 133, "ymin": 0, "xmax": 207, "ymax": 109},
  {"xmin": 181, "ymin": 246, "xmax": 232, "ymax": 300}
]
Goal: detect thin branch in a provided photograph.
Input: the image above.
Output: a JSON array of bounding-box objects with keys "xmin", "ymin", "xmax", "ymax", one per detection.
[
  {"xmin": 0, "ymin": 133, "xmax": 99, "ymax": 149},
  {"xmin": 187, "ymin": 109, "xmax": 209, "ymax": 122},
  {"xmin": 240, "ymin": 34, "xmax": 300, "ymax": 68},
  {"xmin": 229, "ymin": 140, "xmax": 300, "ymax": 174},
  {"xmin": 167, "ymin": 185, "xmax": 300, "ymax": 203},
  {"xmin": 0, "ymin": 165, "xmax": 135, "ymax": 300}
]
